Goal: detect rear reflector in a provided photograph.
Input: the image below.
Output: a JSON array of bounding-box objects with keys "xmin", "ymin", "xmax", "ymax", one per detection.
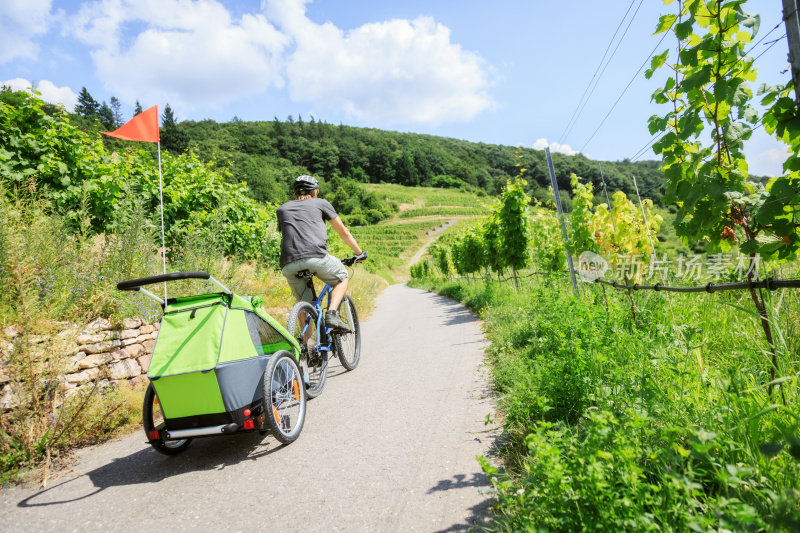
[
  {"xmin": 243, "ymin": 419, "xmax": 254, "ymax": 430},
  {"xmin": 148, "ymin": 430, "xmax": 160, "ymax": 440}
]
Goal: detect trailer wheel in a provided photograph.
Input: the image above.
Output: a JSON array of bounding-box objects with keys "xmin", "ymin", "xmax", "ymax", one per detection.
[{"xmin": 143, "ymin": 383, "xmax": 192, "ymax": 455}]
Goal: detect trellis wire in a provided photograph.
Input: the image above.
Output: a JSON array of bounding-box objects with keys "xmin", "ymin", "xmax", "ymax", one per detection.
[{"xmin": 593, "ymin": 277, "xmax": 800, "ymax": 293}]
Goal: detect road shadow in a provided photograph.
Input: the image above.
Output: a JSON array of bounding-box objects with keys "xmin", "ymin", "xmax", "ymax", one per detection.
[
  {"xmin": 16, "ymin": 431, "xmax": 284, "ymax": 508},
  {"xmin": 428, "ymin": 472, "xmax": 494, "ymax": 532},
  {"xmin": 424, "ymin": 293, "xmax": 481, "ymax": 327}
]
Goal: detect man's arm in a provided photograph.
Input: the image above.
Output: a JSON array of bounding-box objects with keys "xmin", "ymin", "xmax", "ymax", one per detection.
[{"xmin": 328, "ymin": 216, "xmax": 362, "ymax": 255}]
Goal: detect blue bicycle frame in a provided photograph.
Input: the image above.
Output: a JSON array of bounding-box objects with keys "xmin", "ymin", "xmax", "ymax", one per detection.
[
  {"xmin": 300, "ymin": 276, "xmax": 336, "ymax": 354},
  {"xmin": 294, "ymin": 254, "xmax": 364, "ymax": 360}
]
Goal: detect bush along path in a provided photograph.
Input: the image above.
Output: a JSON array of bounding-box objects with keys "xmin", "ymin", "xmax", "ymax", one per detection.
[{"xmin": 410, "ymin": 275, "xmax": 800, "ymax": 531}]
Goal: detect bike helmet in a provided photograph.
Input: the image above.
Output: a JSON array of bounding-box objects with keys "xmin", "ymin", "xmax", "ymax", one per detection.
[{"xmin": 294, "ymin": 174, "xmax": 319, "ymax": 194}]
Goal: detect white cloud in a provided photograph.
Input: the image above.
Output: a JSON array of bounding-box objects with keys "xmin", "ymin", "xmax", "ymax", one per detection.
[
  {"xmin": 533, "ymin": 138, "xmax": 580, "ymax": 156},
  {"xmin": 66, "ymin": 0, "xmax": 493, "ymax": 125},
  {"xmin": 2, "ymin": 78, "xmax": 78, "ymax": 110},
  {"xmin": 748, "ymin": 147, "xmax": 788, "ymax": 177},
  {"xmin": 743, "ymin": 128, "xmax": 790, "ymax": 177},
  {"xmin": 264, "ymin": 0, "xmax": 493, "ymax": 126},
  {"xmin": 0, "ymin": 0, "xmax": 52, "ymax": 63},
  {"xmin": 69, "ymin": 0, "xmax": 287, "ymax": 110}
]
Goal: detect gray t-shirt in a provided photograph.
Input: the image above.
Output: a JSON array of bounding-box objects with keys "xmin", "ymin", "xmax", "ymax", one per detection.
[{"xmin": 276, "ymin": 198, "xmax": 338, "ymax": 267}]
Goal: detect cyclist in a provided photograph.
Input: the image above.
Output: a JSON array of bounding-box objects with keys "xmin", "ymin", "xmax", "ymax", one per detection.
[{"xmin": 277, "ymin": 175, "xmax": 366, "ymax": 332}]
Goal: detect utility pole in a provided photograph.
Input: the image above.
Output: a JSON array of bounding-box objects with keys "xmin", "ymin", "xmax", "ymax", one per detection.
[{"xmin": 783, "ymin": 0, "xmax": 800, "ymax": 104}]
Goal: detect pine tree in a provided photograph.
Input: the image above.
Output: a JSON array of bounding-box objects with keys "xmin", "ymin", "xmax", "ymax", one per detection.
[
  {"xmin": 134, "ymin": 100, "xmax": 143, "ymax": 115},
  {"xmin": 161, "ymin": 103, "xmax": 177, "ymax": 127},
  {"xmin": 98, "ymin": 101, "xmax": 114, "ymax": 130},
  {"xmin": 160, "ymin": 103, "xmax": 188, "ymax": 153},
  {"xmin": 75, "ymin": 87, "xmax": 99, "ymax": 117},
  {"xmin": 109, "ymin": 96, "xmax": 123, "ymax": 126}
]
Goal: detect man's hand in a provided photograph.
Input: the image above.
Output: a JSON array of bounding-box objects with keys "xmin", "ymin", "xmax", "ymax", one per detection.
[{"xmin": 354, "ymin": 251, "xmax": 367, "ymax": 263}]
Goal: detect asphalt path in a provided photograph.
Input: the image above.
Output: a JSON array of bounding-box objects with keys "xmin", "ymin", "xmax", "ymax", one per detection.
[{"xmin": 0, "ymin": 284, "xmax": 496, "ymax": 532}]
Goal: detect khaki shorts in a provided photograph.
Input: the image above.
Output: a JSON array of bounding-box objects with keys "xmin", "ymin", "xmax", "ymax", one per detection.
[{"xmin": 282, "ymin": 255, "xmax": 348, "ymax": 303}]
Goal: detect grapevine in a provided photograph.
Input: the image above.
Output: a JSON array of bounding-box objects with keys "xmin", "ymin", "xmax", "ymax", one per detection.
[{"xmin": 648, "ymin": 0, "xmax": 800, "ymax": 393}]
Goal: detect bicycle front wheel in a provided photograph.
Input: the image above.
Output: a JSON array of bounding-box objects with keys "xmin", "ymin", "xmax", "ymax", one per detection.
[
  {"xmin": 334, "ymin": 295, "xmax": 361, "ymax": 371},
  {"xmin": 143, "ymin": 383, "xmax": 192, "ymax": 455},
  {"xmin": 286, "ymin": 301, "xmax": 327, "ymax": 398},
  {"xmin": 263, "ymin": 350, "xmax": 306, "ymax": 444}
]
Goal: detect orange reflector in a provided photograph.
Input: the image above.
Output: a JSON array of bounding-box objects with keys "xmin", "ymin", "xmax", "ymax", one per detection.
[
  {"xmin": 243, "ymin": 419, "xmax": 254, "ymax": 430},
  {"xmin": 293, "ymin": 379, "xmax": 300, "ymax": 401},
  {"xmin": 272, "ymin": 404, "xmax": 281, "ymax": 424},
  {"xmin": 243, "ymin": 408, "xmax": 251, "ymax": 417}
]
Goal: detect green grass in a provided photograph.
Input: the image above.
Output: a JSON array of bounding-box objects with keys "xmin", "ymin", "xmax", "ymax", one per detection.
[{"xmin": 411, "ymin": 274, "xmax": 800, "ymax": 531}]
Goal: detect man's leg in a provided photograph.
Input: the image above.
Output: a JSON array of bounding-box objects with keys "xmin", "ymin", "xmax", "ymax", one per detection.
[
  {"xmin": 328, "ymin": 278, "xmax": 348, "ymax": 311},
  {"xmin": 325, "ymin": 278, "xmax": 350, "ymax": 331}
]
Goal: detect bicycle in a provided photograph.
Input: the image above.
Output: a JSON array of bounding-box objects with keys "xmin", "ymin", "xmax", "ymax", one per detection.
[{"xmin": 286, "ymin": 254, "xmax": 365, "ymax": 398}]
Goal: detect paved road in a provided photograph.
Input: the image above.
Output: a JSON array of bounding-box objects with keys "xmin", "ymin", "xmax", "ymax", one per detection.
[{"xmin": 0, "ymin": 284, "xmax": 496, "ymax": 532}]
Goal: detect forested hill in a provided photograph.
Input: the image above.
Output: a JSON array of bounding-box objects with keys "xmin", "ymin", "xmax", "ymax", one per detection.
[{"xmin": 168, "ymin": 116, "xmax": 666, "ymax": 208}]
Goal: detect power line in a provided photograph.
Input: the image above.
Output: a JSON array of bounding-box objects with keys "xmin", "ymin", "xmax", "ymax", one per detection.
[
  {"xmin": 557, "ymin": 0, "xmax": 642, "ymax": 145},
  {"xmin": 562, "ymin": 0, "xmax": 647, "ymax": 145},
  {"xmin": 752, "ymin": 33, "xmax": 786, "ymax": 63},
  {"xmin": 630, "ymin": 132, "xmax": 664, "ymax": 162},
  {"xmin": 580, "ymin": 25, "xmax": 674, "ymax": 154},
  {"xmin": 628, "ymin": 24, "xmax": 787, "ymax": 164}
]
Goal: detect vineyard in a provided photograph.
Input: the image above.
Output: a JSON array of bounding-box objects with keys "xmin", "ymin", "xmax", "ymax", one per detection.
[
  {"xmin": 344, "ymin": 220, "xmax": 443, "ymax": 279},
  {"xmin": 410, "ymin": 172, "xmax": 800, "ymax": 530},
  {"xmin": 320, "ymin": 183, "xmax": 489, "ymax": 282},
  {"xmin": 398, "ymin": 206, "xmax": 490, "ymax": 218},
  {"xmin": 365, "ymin": 183, "xmax": 491, "ymax": 208},
  {"xmin": 2, "ymin": 1, "xmax": 800, "ymax": 528},
  {"xmin": 409, "ymin": 2, "xmax": 800, "ymax": 530}
]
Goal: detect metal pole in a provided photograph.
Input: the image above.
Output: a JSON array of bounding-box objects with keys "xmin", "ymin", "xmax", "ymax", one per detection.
[
  {"xmin": 631, "ymin": 174, "xmax": 658, "ymax": 256},
  {"xmin": 597, "ymin": 162, "xmax": 616, "ymax": 231},
  {"xmin": 783, "ymin": 0, "xmax": 800, "ymax": 104},
  {"xmin": 157, "ymin": 141, "xmax": 167, "ymax": 301},
  {"xmin": 545, "ymin": 147, "xmax": 578, "ymax": 292}
]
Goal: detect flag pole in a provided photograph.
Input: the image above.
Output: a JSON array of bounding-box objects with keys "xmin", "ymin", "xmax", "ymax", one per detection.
[
  {"xmin": 99, "ymin": 105, "xmax": 165, "ymax": 299},
  {"xmin": 157, "ymin": 141, "xmax": 167, "ymax": 301}
]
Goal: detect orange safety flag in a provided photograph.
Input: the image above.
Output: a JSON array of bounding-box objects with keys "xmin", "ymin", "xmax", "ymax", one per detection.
[{"xmin": 101, "ymin": 105, "xmax": 160, "ymax": 143}]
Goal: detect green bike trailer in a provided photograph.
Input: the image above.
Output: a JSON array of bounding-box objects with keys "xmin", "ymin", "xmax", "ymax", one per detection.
[{"xmin": 117, "ymin": 272, "xmax": 306, "ymax": 453}]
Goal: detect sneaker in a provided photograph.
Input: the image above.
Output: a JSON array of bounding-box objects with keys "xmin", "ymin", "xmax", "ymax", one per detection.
[{"xmin": 325, "ymin": 309, "xmax": 349, "ymax": 332}]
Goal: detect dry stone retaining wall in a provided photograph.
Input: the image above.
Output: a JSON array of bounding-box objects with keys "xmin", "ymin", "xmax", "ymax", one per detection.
[
  {"xmin": 65, "ymin": 317, "xmax": 160, "ymax": 392},
  {"xmin": 0, "ymin": 317, "xmax": 160, "ymax": 411}
]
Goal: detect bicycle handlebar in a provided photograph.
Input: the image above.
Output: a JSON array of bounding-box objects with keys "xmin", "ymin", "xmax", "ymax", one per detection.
[{"xmin": 342, "ymin": 252, "xmax": 367, "ymax": 266}]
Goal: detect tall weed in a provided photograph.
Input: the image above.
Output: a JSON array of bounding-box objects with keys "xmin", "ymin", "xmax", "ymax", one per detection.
[{"xmin": 412, "ymin": 274, "xmax": 800, "ymax": 531}]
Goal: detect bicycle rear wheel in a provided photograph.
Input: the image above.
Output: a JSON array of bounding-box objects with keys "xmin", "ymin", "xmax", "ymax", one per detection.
[
  {"xmin": 263, "ymin": 350, "xmax": 306, "ymax": 444},
  {"xmin": 286, "ymin": 301, "xmax": 327, "ymax": 398},
  {"xmin": 334, "ymin": 295, "xmax": 361, "ymax": 371}
]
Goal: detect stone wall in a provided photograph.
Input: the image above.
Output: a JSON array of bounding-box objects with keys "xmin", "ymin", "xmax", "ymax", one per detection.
[
  {"xmin": 1, "ymin": 317, "xmax": 160, "ymax": 411},
  {"xmin": 64, "ymin": 317, "xmax": 159, "ymax": 393}
]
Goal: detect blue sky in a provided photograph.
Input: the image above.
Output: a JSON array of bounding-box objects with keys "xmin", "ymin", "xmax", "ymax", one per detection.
[{"xmin": 1, "ymin": 0, "xmax": 793, "ymax": 176}]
